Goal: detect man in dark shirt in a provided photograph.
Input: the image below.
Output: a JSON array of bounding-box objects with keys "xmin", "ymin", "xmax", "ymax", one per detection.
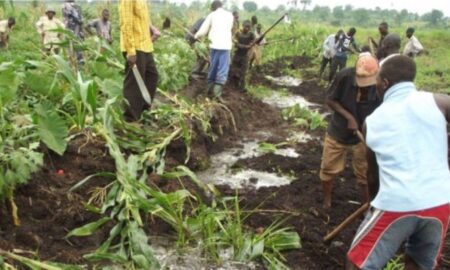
[
  {"xmin": 230, "ymin": 20, "xmax": 255, "ymax": 93},
  {"xmin": 186, "ymin": 17, "xmax": 208, "ymax": 77},
  {"xmin": 329, "ymin": 27, "xmax": 358, "ymax": 83},
  {"xmin": 371, "ymin": 22, "xmax": 389, "ymax": 59},
  {"xmin": 320, "ymin": 53, "xmax": 381, "ymax": 208}
]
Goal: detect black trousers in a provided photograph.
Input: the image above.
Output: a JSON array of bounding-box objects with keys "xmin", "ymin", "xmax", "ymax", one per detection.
[
  {"xmin": 123, "ymin": 51, "xmax": 159, "ymax": 121},
  {"xmin": 230, "ymin": 54, "xmax": 249, "ymax": 91},
  {"xmin": 329, "ymin": 56, "xmax": 347, "ymax": 83},
  {"xmin": 319, "ymin": 56, "xmax": 332, "ymax": 78}
]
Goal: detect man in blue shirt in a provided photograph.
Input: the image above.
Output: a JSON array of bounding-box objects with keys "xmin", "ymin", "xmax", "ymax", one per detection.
[{"xmin": 347, "ymin": 55, "xmax": 450, "ymax": 270}]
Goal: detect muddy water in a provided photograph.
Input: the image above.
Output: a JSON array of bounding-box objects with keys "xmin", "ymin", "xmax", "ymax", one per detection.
[
  {"xmin": 198, "ymin": 78, "xmax": 320, "ymax": 190},
  {"xmin": 265, "ymin": 75, "xmax": 303, "ymax": 87},
  {"xmin": 262, "ymin": 91, "xmax": 317, "ymax": 109},
  {"xmin": 261, "ymin": 76, "xmax": 319, "ymax": 109},
  {"xmin": 197, "ymin": 132, "xmax": 312, "ymax": 189}
]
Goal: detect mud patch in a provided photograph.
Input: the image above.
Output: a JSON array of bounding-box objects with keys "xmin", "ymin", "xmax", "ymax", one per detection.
[{"xmin": 265, "ymin": 75, "xmax": 303, "ymax": 87}]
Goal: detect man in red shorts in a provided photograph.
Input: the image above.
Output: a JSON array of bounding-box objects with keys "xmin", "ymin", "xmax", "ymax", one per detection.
[{"xmin": 347, "ymin": 55, "xmax": 450, "ymax": 269}]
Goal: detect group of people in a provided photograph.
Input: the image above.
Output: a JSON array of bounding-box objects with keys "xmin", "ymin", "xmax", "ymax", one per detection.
[
  {"xmin": 318, "ymin": 21, "xmax": 448, "ymax": 270},
  {"xmin": 319, "ymin": 22, "xmax": 424, "ymax": 83},
  {"xmin": 2, "ymin": 1, "xmax": 112, "ymax": 58},
  {"xmin": 2, "ymin": 1, "xmax": 449, "ymax": 268},
  {"xmin": 191, "ymin": 2, "xmax": 266, "ymax": 98},
  {"xmin": 1, "ymin": 0, "xmax": 266, "ymax": 120}
]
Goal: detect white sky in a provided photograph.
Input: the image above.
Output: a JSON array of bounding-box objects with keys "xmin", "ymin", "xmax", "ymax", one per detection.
[{"xmin": 170, "ymin": 0, "xmax": 450, "ymax": 16}]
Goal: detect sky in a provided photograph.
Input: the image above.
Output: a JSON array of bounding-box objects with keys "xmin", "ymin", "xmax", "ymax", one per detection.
[{"xmin": 169, "ymin": 0, "xmax": 450, "ymax": 16}]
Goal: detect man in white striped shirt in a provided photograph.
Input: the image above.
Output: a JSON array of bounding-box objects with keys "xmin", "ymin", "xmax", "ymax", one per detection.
[{"xmin": 195, "ymin": 1, "xmax": 234, "ymax": 98}]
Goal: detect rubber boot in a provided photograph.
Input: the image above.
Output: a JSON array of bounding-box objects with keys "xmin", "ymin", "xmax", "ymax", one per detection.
[
  {"xmin": 358, "ymin": 183, "xmax": 370, "ymax": 204},
  {"xmin": 212, "ymin": 84, "xmax": 223, "ymax": 99},
  {"xmin": 207, "ymin": 82, "xmax": 214, "ymax": 96},
  {"xmin": 322, "ymin": 181, "xmax": 333, "ymax": 209}
]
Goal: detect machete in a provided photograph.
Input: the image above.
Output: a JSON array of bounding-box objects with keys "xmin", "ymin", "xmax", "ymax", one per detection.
[{"xmin": 132, "ymin": 66, "xmax": 152, "ymax": 106}]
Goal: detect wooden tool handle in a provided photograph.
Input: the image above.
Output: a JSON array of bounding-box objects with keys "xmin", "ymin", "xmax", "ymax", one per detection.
[{"xmin": 323, "ymin": 203, "xmax": 369, "ymax": 243}]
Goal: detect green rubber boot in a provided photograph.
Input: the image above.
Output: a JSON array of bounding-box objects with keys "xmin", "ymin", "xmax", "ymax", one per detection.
[
  {"xmin": 212, "ymin": 84, "xmax": 223, "ymax": 99},
  {"xmin": 207, "ymin": 82, "xmax": 214, "ymax": 96}
]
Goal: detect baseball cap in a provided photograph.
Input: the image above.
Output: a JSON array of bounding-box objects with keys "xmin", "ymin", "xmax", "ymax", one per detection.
[{"xmin": 355, "ymin": 52, "xmax": 379, "ymax": 87}]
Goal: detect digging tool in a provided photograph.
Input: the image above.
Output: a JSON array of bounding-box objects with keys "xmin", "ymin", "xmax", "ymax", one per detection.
[
  {"xmin": 368, "ymin": 37, "xmax": 376, "ymax": 55},
  {"xmin": 172, "ymin": 19, "xmax": 197, "ymax": 40},
  {"xmin": 132, "ymin": 66, "xmax": 152, "ymax": 106},
  {"xmin": 172, "ymin": 20, "xmax": 210, "ymax": 64},
  {"xmin": 262, "ymin": 36, "xmax": 303, "ymax": 46},
  {"xmin": 323, "ymin": 202, "xmax": 369, "ymax": 243},
  {"xmin": 250, "ymin": 13, "xmax": 288, "ymax": 48},
  {"xmin": 322, "ymin": 129, "xmax": 369, "ymax": 243}
]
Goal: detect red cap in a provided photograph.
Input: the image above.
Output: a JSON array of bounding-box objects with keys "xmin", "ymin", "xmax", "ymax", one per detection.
[{"xmin": 356, "ymin": 52, "xmax": 379, "ymax": 87}]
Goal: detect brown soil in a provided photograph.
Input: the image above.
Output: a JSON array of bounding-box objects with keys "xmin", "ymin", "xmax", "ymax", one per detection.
[
  {"xmin": 0, "ymin": 56, "xmax": 448, "ymax": 270},
  {"xmin": 0, "ymin": 135, "xmax": 115, "ymax": 264}
]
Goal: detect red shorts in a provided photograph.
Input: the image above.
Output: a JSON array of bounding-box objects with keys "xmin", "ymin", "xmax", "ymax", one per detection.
[{"xmin": 348, "ymin": 204, "xmax": 450, "ymax": 269}]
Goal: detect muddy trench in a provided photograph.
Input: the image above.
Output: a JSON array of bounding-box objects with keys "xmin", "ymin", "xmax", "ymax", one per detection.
[{"xmin": 0, "ymin": 56, "xmax": 449, "ymax": 270}]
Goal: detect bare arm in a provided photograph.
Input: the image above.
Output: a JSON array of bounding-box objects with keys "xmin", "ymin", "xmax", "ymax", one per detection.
[
  {"xmin": 434, "ymin": 94, "xmax": 450, "ymax": 122},
  {"xmin": 326, "ymin": 99, "xmax": 358, "ymax": 131}
]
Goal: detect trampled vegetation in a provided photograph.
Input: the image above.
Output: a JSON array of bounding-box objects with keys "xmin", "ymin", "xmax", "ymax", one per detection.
[{"xmin": 0, "ymin": 1, "xmax": 449, "ymax": 270}]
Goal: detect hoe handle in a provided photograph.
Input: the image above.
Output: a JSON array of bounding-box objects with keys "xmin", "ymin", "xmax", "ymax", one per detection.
[{"xmin": 323, "ymin": 203, "xmax": 369, "ymax": 243}]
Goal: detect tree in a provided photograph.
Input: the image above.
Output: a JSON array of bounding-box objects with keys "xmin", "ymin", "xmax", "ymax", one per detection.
[
  {"xmin": 395, "ymin": 9, "xmax": 409, "ymax": 26},
  {"xmin": 333, "ymin": 6, "xmax": 345, "ymax": 21},
  {"xmin": 353, "ymin": 8, "xmax": 369, "ymax": 26},
  {"xmin": 422, "ymin": 9, "xmax": 444, "ymax": 26},
  {"xmin": 243, "ymin": 1, "xmax": 258, "ymax": 12},
  {"xmin": 300, "ymin": 0, "xmax": 311, "ymax": 10},
  {"xmin": 312, "ymin": 6, "xmax": 330, "ymax": 21},
  {"xmin": 344, "ymin": 5, "xmax": 353, "ymax": 12},
  {"xmin": 276, "ymin": 4, "xmax": 286, "ymax": 12},
  {"xmin": 288, "ymin": 0, "xmax": 311, "ymax": 10}
]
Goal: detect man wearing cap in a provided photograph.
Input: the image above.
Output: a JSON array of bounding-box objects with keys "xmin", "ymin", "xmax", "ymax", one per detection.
[
  {"xmin": 320, "ymin": 53, "xmax": 381, "ymax": 209},
  {"xmin": 404, "ymin": 27, "xmax": 424, "ymax": 58},
  {"xmin": 36, "ymin": 9, "xmax": 65, "ymax": 54},
  {"xmin": 119, "ymin": 0, "xmax": 158, "ymax": 121},
  {"xmin": 0, "ymin": 17, "xmax": 15, "ymax": 49},
  {"xmin": 347, "ymin": 55, "xmax": 450, "ymax": 270},
  {"xmin": 194, "ymin": 0, "xmax": 234, "ymax": 98}
]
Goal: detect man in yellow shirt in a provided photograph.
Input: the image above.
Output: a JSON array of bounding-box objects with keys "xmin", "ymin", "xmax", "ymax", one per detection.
[
  {"xmin": 119, "ymin": 0, "xmax": 159, "ymax": 121},
  {"xmin": 0, "ymin": 17, "xmax": 15, "ymax": 49},
  {"xmin": 36, "ymin": 9, "xmax": 65, "ymax": 54}
]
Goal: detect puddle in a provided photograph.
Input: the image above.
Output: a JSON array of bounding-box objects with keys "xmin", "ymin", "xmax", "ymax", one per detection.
[
  {"xmin": 265, "ymin": 75, "xmax": 303, "ymax": 87},
  {"xmin": 262, "ymin": 91, "xmax": 317, "ymax": 109},
  {"xmin": 197, "ymin": 138, "xmax": 300, "ymax": 189},
  {"xmin": 274, "ymin": 148, "xmax": 300, "ymax": 158},
  {"xmin": 151, "ymin": 236, "xmax": 258, "ymax": 270},
  {"xmin": 288, "ymin": 131, "xmax": 314, "ymax": 144}
]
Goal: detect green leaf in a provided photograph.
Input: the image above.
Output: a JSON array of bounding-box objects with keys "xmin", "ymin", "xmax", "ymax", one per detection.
[
  {"xmin": 0, "ymin": 68, "xmax": 20, "ymax": 105},
  {"xmin": 69, "ymin": 172, "xmax": 115, "ymax": 192},
  {"xmin": 66, "ymin": 217, "xmax": 111, "ymax": 237},
  {"xmin": 34, "ymin": 104, "xmax": 68, "ymax": 156}
]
